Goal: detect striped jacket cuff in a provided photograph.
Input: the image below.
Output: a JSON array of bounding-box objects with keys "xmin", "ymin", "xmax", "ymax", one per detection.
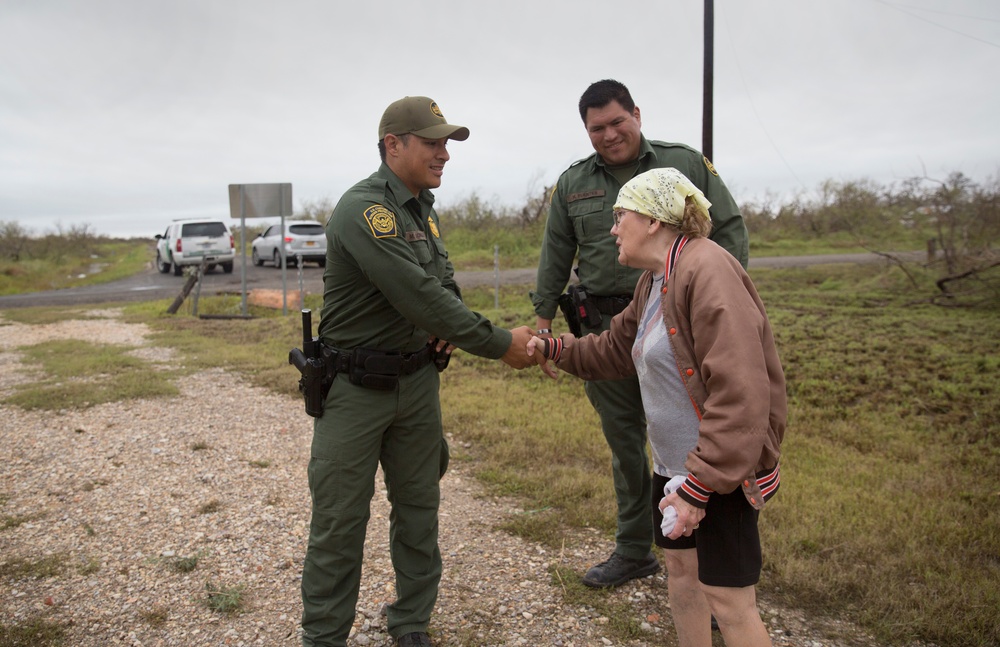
[
  {"xmin": 543, "ymin": 337, "xmax": 564, "ymax": 362},
  {"xmin": 677, "ymin": 473, "xmax": 714, "ymax": 509}
]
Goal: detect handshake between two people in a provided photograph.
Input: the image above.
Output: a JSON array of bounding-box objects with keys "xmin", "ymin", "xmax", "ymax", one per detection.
[{"xmin": 500, "ymin": 326, "xmax": 563, "ymax": 380}]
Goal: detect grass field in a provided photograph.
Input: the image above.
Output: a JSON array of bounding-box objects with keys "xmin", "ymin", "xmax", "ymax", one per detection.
[{"xmin": 1, "ymin": 258, "xmax": 997, "ymax": 646}]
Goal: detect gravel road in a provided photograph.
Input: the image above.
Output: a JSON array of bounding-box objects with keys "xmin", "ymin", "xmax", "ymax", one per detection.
[{"xmin": 0, "ymin": 309, "xmax": 912, "ymax": 646}]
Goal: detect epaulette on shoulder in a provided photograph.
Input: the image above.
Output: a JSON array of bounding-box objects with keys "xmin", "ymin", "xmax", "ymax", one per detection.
[
  {"xmin": 563, "ymin": 152, "xmax": 599, "ymax": 177},
  {"xmin": 648, "ymin": 140, "xmax": 699, "ymax": 154},
  {"xmin": 355, "ymin": 175, "xmax": 390, "ymax": 202}
]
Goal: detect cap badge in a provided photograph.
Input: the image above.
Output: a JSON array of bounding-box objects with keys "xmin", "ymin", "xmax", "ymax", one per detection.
[{"xmin": 429, "ymin": 102, "xmax": 443, "ymax": 118}]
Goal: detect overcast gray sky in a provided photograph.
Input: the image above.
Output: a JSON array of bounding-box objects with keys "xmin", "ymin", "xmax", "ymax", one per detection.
[{"xmin": 2, "ymin": 0, "xmax": 998, "ymax": 238}]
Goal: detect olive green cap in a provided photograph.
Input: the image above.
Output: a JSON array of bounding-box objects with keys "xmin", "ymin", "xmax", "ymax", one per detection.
[{"xmin": 378, "ymin": 96, "xmax": 470, "ymax": 141}]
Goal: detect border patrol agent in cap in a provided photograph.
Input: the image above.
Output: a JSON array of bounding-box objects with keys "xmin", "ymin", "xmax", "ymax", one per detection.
[
  {"xmin": 531, "ymin": 79, "xmax": 749, "ymax": 590},
  {"xmin": 300, "ymin": 96, "xmax": 534, "ymax": 647}
]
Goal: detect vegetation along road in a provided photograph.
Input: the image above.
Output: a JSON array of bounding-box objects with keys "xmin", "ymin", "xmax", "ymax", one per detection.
[{"xmin": 0, "ymin": 251, "xmax": 927, "ymax": 308}]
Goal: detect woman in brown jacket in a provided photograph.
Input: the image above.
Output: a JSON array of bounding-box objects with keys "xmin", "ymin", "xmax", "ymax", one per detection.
[{"xmin": 529, "ymin": 167, "xmax": 786, "ymax": 647}]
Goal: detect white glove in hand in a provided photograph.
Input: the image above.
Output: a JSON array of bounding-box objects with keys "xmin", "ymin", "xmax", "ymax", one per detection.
[{"xmin": 659, "ymin": 475, "xmax": 688, "ymax": 536}]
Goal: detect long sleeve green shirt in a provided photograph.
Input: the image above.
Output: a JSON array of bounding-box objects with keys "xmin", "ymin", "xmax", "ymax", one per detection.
[
  {"xmin": 531, "ymin": 136, "xmax": 748, "ymax": 320},
  {"xmin": 319, "ymin": 163, "xmax": 512, "ymax": 358}
]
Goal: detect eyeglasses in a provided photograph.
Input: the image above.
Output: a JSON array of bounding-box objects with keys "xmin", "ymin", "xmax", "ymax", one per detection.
[{"xmin": 612, "ymin": 210, "xmax": 627, "ymax": 226}]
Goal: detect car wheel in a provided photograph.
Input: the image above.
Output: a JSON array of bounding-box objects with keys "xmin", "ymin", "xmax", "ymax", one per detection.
[
  {"xmin": 317, "ymin": 258, "xmax": 326, "ymax": 268},
  {"xmin": 221, "ymin": 262, "xmax": 234, "ymax": 274},
  {"xmin": 156, "ymin": 251, "xmax": 170, "ymax": 274},
  {"xmin": 273, "ymin": 250, "xmax": 282, "ymax": 268},
  {"xmin": 206, "ymin": 263, "xmax": 217, "ymax": 272},
  {"xmin": 172, "ymin": 261, "xmax": 183, "ymax": 276},
  {"xmin": 252, "ymin": 248, "xmax": 263, "ymax": 266}
]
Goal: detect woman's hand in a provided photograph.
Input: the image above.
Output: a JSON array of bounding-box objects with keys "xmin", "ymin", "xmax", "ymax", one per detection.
[
  {"xmin": 660, "ymin": 490, "xmax": 706, "ymax": 540},
  {"xmin": 526, "ymin": 336, "xmax": 559, "ymax": 380}
]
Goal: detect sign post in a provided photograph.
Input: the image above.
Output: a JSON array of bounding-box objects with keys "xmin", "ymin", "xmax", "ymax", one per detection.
[{"xmin": 228, "ymin": 183, "xmax": 293, "ymax": 315}]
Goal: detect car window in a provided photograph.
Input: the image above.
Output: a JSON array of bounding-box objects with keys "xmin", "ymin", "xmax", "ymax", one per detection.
[
  {"xmin": 265, "ymin": 226, "xmax": 279, "ymax": 237},
  {"xmin": 289, "ymin": 224, "xmax": 324, "ymax": 236},
  {"xmin": 182, "ymin": 222, "xmax": 228, "ymax": 237}
]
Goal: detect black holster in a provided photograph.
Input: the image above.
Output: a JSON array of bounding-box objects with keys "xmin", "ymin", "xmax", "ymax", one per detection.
[
  {"xmin": 289, "ymin": 348, "xmax": 330, "ymax": 418},
  {"xmin": 288, "ymin": 309, "xmax": 333, "ymax": 418},
  {"xmin": 559, "ymin": 284, "xmax": 602, "ymax": 335}
]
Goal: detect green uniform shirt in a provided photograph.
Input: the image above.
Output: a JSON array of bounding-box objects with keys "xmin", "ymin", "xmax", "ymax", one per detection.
[
  {"xmin": 320, "ymin": 163, "xmax": 512, "ymax": 358},
  {"xmin": 531, "ymin": 136, "xmax": 748, "ymax": 320}
]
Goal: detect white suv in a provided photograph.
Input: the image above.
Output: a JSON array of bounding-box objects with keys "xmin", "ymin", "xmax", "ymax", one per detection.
[{"xmin": 155, "ymin": 219, "xmax": 235, "ymax": 276}]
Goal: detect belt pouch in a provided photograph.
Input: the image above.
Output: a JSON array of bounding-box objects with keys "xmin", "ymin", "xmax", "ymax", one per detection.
[{"xmin": 349, "ymin": 347, "xmax": 401, "ymax": 391}]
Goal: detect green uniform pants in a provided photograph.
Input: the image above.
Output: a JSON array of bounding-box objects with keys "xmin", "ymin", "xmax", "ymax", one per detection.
[
  {"xmin": 301, "ymin": 364, "xmax": 444, "ymax": 647},
  {"xmin": 582, "ymin": 321, "xmax": 653, "ymax": 560}
]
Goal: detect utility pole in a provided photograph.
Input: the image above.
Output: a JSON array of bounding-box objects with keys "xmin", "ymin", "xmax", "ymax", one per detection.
[{"xmin": 702, "ymin": 0, "xmax": 714, "ymax": 160}]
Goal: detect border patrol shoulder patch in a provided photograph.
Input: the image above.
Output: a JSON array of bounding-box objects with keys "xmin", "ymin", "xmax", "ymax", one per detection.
[
  {"xmin": 703, "ymin": 156, "xmax": 719, "ymax": 176},
  {"xmin": 363, "ymin": 205, "xmax": 397, "ymax": 239}
]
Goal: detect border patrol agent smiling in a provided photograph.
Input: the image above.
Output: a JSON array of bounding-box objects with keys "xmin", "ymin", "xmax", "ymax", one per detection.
[
  {"xmin": 531, "ymin": 80, "xmax": 749, "ymax": 591},
  {"xmin": 300, "ymin": 96, "xmax": 534, "ymax": 647}
]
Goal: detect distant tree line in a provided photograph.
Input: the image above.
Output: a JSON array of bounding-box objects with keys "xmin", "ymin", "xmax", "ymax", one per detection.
[
  {"xmin": 0, "ymin": 222, "xmax": 99, "ymax": 263},
  {"xmin": 741, "ymin": 172, "xmax": 999, "ymax": 306},
  {"xmin": 3, "ymin": 172, "xmax": 995, "ymax": 306},
  {"xmin": 296, "ymin": 172, "xmax": 998, "ymax": 306}
]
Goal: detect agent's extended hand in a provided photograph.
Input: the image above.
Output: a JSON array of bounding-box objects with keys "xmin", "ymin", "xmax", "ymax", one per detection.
[
  {"xmin": 526, "ymin": 336, "xmax": 559, "ymax": 380},
  {"xmin": 501, "ymin": 326, "xmax": 535, "ymax": 369}
]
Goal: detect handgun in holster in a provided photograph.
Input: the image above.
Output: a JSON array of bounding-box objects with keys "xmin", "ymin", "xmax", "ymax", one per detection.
[
  {"xmin": 288, "ymin": 309, "xmax": 331, "ymax": 418},
  {"xmin": 560, "ymin": 284, "xmax": 602, "ymax": 336}
]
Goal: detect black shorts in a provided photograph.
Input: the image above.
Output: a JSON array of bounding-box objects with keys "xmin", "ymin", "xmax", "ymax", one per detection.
[{"xmin": 652, "ymin": 472, "xmax": 762, "ymax": 587}]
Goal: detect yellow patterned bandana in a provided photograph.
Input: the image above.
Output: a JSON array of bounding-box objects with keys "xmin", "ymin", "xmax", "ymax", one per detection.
[{"xmin": 613, "ymin": 167, "xmax": 712, "ymax": 227}]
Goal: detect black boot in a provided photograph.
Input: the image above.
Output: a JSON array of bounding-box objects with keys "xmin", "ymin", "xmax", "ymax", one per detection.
[{"xmin": 582, "ymin": 551, "xmax": 660, "ymax": 588}]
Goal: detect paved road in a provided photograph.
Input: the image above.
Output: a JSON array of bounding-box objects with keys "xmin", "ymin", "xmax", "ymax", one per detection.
[{"xmin": 0, "ymin": 251, "xmax": 925, "ymax": 309}]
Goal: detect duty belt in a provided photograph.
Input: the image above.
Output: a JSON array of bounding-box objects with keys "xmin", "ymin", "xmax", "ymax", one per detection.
[
  {"xmin": 323, "ymin": 345, "xmax": 433, "ymax": 391},
  {"xmin": 590, "ymin": 294, "xmax": 632, "ymax": 316}
]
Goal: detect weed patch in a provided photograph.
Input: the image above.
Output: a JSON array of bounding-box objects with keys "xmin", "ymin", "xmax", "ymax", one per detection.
[
  {"xmin": 166, "ymin": 553, "xmax": 200, "ymax": 573},
  {"xmin": 2, "ymin": 340, "xmax": 178, "ymax": 410},
  {"xmin": 79, "ymin": 556, "xmax": 100, "ymax": 575},
  {"xmin": 204, "ymin": 582, "xmax": 246, "ymax": 615},
  {"xmin": 0, "ymin": 616, "xmax": 66, "ymax": 646},
  {"xmin": 140, "ymin": 606, "xmax": 170, "ymax": 628},
  {"xmin": 197, "ymin": 500, "xmax": 222, "ymax": 515},
  {"xmin": 2, "ymin": 512, "xmax": 44, "ymax": 531},
  {"xmin": 0, "ymin": 554, "xmax": 66, "ymax": 579}
]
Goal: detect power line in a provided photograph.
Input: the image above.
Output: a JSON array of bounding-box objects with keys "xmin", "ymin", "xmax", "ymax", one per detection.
[
  {"xmin": 873, "ymin": 0, "xmax": 1000, "ymax": 48},
  {"xmin": 879, "ymin": 2, "xmax": 1000, "ymax": 23},
  {"xmin": 720, "ymin": 7, "xmax": 807, "ymax": 192}
]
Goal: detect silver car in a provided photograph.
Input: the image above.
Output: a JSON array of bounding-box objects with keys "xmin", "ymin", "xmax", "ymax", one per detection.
[{"xmin": 251, "ymin": 222, "xmax": 327, "ymax": 267}]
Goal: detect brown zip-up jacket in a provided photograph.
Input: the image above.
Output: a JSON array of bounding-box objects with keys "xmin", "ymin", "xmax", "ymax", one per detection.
[{"xmin": 554, "ymin": 237, "xmax": 786, "ymax": 509}]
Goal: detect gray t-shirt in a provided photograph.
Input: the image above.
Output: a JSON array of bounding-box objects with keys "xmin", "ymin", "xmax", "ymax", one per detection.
[{"xmin": 632, "ymin": 274, "xmax": 701, "ymax": 478}]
